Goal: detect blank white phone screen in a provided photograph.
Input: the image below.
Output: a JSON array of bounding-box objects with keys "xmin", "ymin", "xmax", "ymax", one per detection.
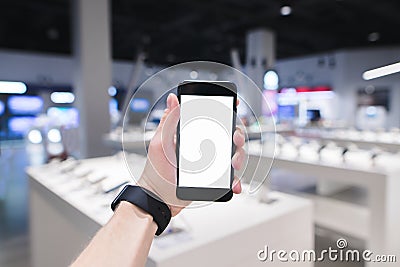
[{"xmin": 179, "ymin": 95, "xmax": 234, "ymax": 188}]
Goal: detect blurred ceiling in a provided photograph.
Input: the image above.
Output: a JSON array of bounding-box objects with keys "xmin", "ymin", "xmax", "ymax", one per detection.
[{"xmin": 1, "ymin": 0, "xmax": 400, "ymax": 65}]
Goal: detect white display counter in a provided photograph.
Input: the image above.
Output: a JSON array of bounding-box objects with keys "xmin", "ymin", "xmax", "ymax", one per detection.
[
  {"xmin": 27, "ymin": 154, "xmax": 313, "ymax": 267},
  {"xmin": 245, "ymin": 142, "xmax": 400, "ymax": 267},
  {"xmin": 291, "ymin": 129, "xmax": 400, "ymax": 153},
  {"xmin": 103, "ymin": 131, "xmax": 155, "ymax": 154}
]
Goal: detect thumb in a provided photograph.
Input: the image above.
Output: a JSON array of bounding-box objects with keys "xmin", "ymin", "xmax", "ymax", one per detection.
[{"xmin": 158, "ymin": 93, "xmax": 180, "ymax": 148}]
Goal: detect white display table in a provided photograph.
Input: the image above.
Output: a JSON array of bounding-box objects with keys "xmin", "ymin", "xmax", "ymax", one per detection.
[
  {"xmin": 103, "ymin": 131, "xmax": 155, "ymax": 154},
  {"xmin": 245, "ymin": 143, "xmax": 400, "ymax": 267},
  {"xmin": 27, "ymin": 155, "xmax": 313, "ymax": 267},
  {"xmin": 291, "ymin": 130, "xmax": 400, "ymax": 153}
]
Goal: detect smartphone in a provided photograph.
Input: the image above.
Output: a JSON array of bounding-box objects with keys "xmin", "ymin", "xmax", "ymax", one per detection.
[{"xmin": 176, "ymin": 80, "xmax": 237, "ymax": 201}]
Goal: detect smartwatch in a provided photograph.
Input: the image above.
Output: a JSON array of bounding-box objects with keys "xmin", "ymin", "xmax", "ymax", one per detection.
[{"xmin": 111, "ymin": 185, "xmax": 171, "ymax": 235}]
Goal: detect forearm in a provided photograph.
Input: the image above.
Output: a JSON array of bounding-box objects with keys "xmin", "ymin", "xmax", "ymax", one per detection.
[{"xmin": 71, "ymin": 201, "xmax": 157, "ymax": 267}]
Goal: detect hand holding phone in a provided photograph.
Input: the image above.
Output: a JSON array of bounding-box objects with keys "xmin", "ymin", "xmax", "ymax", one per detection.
[{"xmin": 138, "ymin": 87, "xmax": 244, "ymax": 216}]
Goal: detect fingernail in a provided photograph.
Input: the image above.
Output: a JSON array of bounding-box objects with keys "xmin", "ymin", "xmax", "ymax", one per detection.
[{"xmin": 167, "ymin": 93, "xmax": 173, "ymax": 109}]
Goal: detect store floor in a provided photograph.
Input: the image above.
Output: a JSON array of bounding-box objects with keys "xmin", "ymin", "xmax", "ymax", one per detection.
[
  {"xmin": 315, "ymin": 227, "xmax": 364, "ymax": 267},
  {"xmin": 0, "ymin": 142, "xmax": 364, "ymax": 267}
]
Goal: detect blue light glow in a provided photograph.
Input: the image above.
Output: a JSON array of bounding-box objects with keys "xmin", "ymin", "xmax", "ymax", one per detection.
[
  {"xmin": 130, "ymin": 98, "xmax": 150, "ymax": 113},
  {"xmin": 108, "ymin": 86, "xmax": 117, "ymax": 97},
  {"xmin": 8, "ymin": 117, "xmax": 36, "ymax": 135},
  {"xmin": 47, "ymin": 107, "xmax": 79, "ymax": 126},
  {"xmin": 8, "ymin": 96, "xmax": 43, "ymax": 114},
  {"xmin": 0, "ymin": 100, "xmax": 4, "ymax": 115},
  {"xmin": 109, "ymin": 98, "xmax": 118, "ymax": 112}
]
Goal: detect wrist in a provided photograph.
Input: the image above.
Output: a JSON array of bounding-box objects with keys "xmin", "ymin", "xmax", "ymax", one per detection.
[
  {"xmin": 111, "ymin": 185, "xmax": 172, "ymax": 235},
  {"xmin": 116, "ymin": 201, "xmax": 153, "ymax": 220},
  {"xmin": 113, "ymin": 201, "xmax": 158, "ymax": 234}
]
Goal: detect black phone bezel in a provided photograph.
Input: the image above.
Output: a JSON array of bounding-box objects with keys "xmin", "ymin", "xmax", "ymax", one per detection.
[{"xmin": 176, "ymin": 80, "xmax": 237, "ymax": 202}]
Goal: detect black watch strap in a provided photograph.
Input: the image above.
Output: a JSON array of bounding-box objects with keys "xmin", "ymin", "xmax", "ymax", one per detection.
[{"xmin": 111, "ymin": 185, "xmax": 171, "ymax": 235}]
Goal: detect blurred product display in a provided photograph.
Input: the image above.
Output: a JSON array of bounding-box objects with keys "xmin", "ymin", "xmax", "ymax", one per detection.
[
  {"xmin": 27, "ymin": 154, "xmax": 313, "ymax": 267},
  {"xmin": 293, "ymin": 128, "xmax": 400, "ymax": 152},
  {"xmin": 243, "ymin": 137, "xmax": 400, "ymax": 262}
]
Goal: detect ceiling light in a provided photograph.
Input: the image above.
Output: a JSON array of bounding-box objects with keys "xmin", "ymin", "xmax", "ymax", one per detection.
[
  {"xmin": 190, "ymin": 70, "xmax": 198, "ymax": 79},
  {"xmin": 0, "ymin": 81, "xmax": 27, "ymax": 94},
  {"xmin": 50, "ymin": 92, "xmax": 75, "ymax": 104},
  {"xmin": 280, "ymin": 6, "xmax": 292, "ymax": 16},
  {"xmin": 362, "ymin": 61, "xmax": 400, "ymax": 80},
  {"xmin": 263, "ymin": 70, "xmax": 279, "ymax": 90},
  {"xmin": 368, "ymin": 32, "xmax": 380, "ymax": 42},
  {"xmin": 47, "ymin": 128, "xmax": 62, "ymax": 143},
  {"xmin": 28, "ymin": 129, "xmax": 43, "ymax": 144}
]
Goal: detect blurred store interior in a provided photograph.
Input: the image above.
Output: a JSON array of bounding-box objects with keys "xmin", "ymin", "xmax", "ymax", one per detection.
[{"xmin": 1, "ymin": 0, "xmax": 400, "ymax": 266}]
